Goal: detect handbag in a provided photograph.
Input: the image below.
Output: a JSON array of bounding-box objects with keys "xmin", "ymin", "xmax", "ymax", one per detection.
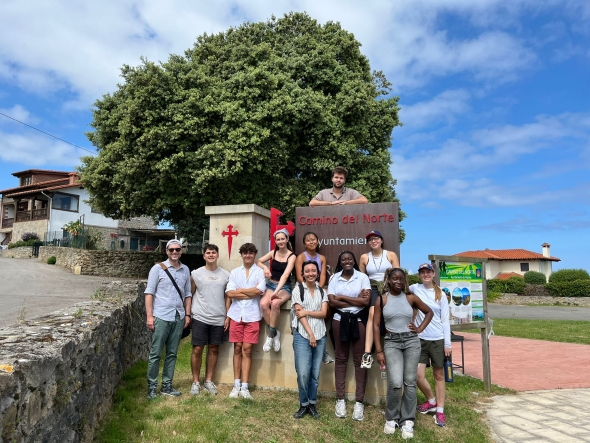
[{"xmin": 158, "ymin": 263, "xmax": 191, "ymax": 339}]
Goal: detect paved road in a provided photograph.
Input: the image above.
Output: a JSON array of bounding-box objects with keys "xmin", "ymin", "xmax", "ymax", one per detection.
[
  {"xmin": 0, "ymin": 257, "xmax": 132, "ymax": 328},
  {"xmin": 488, "ymin": 303, "xmax": 590, "ymax": 321}
]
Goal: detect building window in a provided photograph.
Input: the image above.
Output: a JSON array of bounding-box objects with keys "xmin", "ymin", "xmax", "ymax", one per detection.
[
  {"xmin": 52, "ymin": 193, "xmax": 79, "ymax": 212},
  {"xmin": 90, "ymin": 206, "xmax": 102, "ymax": 214},
  {"xmin": 21, "ymin": 176, "xmax": 32, "ymax": 186},
  {"xmin": 520, "ymin": 263, "xmax": 529, "ymax": 272}
]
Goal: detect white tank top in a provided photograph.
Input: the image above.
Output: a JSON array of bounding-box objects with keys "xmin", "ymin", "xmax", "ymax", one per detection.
[{"xmin": 365, "ymin": 250, "xmax": 394, "ymax": 282}]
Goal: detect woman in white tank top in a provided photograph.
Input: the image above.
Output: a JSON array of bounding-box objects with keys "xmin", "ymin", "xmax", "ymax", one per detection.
[{"xmin": 358, "ymin": 230, "xmax": 399, "ymax": 368}]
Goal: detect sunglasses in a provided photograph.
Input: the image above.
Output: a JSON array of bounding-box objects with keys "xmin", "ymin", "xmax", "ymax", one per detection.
[{"xmin": 167, "ymin": 248, "xmax": 182, "ymax": 252}]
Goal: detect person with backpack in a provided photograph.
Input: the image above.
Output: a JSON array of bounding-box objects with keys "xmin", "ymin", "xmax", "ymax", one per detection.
[{"xmin": 290, "ymin": 260, "xmax": 329, "ymax": 419}]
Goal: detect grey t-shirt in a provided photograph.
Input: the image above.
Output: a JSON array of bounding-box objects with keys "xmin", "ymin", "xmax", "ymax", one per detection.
[
  {"xmin": 190, "ymin": 266, "xmax": 230, "ymax": 326},
  {"xmin": 313, "ymin": 187, "xmax": 363, "ymax": 202},
  {"xmin": 382, "ymin": 292, "xmax": 414, "ymax": 333}
]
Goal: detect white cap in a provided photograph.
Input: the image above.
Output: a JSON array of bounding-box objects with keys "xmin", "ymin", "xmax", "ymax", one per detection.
[{"xmin": 166, "ymin": 239, "xmax": 182, "ymax": 249}]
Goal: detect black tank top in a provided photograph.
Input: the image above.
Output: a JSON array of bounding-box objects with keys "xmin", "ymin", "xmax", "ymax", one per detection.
[{"xmin": 270, "ymin": 251, "xmax": 294, "ymax": 281}]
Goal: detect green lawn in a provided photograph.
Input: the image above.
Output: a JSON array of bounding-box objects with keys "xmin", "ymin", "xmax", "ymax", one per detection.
[
  {"xmin": 477, "ymin": 319, "xmax": 590, "ymax": 345},
  {"xmin": 96, "ymin": 339, "xmax": 512, "ymax": 443}
]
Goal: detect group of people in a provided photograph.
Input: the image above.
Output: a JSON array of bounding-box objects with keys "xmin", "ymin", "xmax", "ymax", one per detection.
[{"xmin": 144, "ymin": 166, "xmax": 452, "ymax": 439}]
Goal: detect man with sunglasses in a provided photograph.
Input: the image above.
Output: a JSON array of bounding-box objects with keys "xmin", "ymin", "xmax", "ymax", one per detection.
[{"xmin": 145, "ymin": 239, "xmax": 192, "ymax": 400}]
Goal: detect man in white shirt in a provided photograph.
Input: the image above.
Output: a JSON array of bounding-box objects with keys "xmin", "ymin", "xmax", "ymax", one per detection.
[
  {"xmin": 189, "ymin": 244, "xmax": 230, "ymax": 396},
  {"xmin": 225, "ymin": 243, "xmax": 266, "ymax": 400}
]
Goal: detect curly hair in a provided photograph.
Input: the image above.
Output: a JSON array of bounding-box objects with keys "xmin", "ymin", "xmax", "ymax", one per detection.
[
  {"xmin": 382, "ymin": 267, "xmax": 410, "ymax": 295},
  {"xmin": 334, "ymin": 250, "xmax": 359, "ymax": 273}
]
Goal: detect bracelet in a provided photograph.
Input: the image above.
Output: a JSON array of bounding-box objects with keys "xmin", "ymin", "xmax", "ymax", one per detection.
[
  {"xmin": 185, "ymin": 315, "xmax": 191, "ymax": 318},
  {"xmin": 376, "ymin": 351, "xmax": 384, "ymax": 354}
]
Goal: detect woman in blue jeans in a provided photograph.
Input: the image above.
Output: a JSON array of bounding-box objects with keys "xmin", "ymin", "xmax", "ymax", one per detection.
[
  {"xmin": 374, "ymin": 268, "xmax": 433, "ymax": 439},
  {"xmin": 291, "ymin": 260, "xmax": 329, "ymax": 419}
]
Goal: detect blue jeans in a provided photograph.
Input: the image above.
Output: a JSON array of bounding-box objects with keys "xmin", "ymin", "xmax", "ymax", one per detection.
[
  {"xmin": 293, "ymin": 330, "xmax": 326, "ymax": 406},
  {"xmin": 383, "ymin": 332, "xmax": 421, "ymax": 423}
]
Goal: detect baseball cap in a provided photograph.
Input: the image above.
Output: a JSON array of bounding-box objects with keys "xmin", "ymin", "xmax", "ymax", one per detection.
[
  {"xmin": 166, "ymin": 239, "xmax": 182, "ymax": 249},
  {"xmin": 365, "ymin": 230, "xmax": 383, "ymax": 240},
  {"xmin": 418, "ymin": 263, "xmax": 434, "ymax": 272}
]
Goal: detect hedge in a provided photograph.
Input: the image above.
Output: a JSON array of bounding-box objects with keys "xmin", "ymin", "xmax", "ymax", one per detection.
[
  {"xmin": 486, "ymin": 276, "xmax": 525, "ymax": 294},
  {"xmin": 524, "ymin": 271, "xmax": 546, "ymax": 284},
  {"xmin": 407, "ymin": 273, "xmax": 422, "ymax": 286},
  {"xmin": 549, "ymin": 269, "xmax": 590, "ymax": 283},
  {"xmin": 545, "ymin": 280, "xmax": 590, "ymax": 297}
]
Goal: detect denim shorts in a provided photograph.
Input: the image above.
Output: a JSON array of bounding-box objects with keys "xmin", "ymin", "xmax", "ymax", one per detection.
[{"xmin": 266, "ymin": 279, "xmax": 292, "ymax": 296}]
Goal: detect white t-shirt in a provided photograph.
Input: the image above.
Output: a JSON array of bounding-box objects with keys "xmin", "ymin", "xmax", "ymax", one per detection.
[
  {"xmin": 410, "ymin": 283, "xmax": 451, "ymax": 348},
  {"xmin": 191, "ymin": 266, "xmax": 230, "ymax": 326},
  {"xmin": 328, "ymin": 269, "xmax": 371, "ymax": 321},
  {"xmin": 226, "ymin": 264, "xmax": 266, "ymax": 323}
]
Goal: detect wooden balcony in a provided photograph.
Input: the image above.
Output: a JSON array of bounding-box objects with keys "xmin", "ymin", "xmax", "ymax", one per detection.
[
  {"xmin": 1, "ymin": 218, "xmax": 14, "ymax": 229},
  {"xmin": 15, "ymin": 208, "xmax": 48, "ymax": 222}
]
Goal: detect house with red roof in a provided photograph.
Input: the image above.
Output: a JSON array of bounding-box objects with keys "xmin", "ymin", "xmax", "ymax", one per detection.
[
  {"xmin": 0, "ymin": 169, "xmax": 174, "ymax": 250},
  {"xmin": 454, "ymin": 244, "xmax": 560, "ymax": 280}
]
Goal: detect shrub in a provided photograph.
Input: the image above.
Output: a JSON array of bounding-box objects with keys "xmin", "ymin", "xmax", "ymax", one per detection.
[
  {"xmin": 407, "ymin": 273, "xmax": 422, "ymax": 286},
  {"xmin": 545, "ymin": 280, "xmax": 590, "ymax": 297},
  {"xmin": 47, "ymin": 256, "xmax": 57, "ymax": 265},
  {"xmin": 486, "ymin": 276, "xmax": 525, "ymax": 294},
  {"xmin": 21, "ymin": 232, "xmax": 39, "ymax": 241},
  {"xmin": 548, "ymin": 269, "xmax": 590, "ymax": 283},
  {"xmin": 7, "ymin": 239, "xmax": 36, "ymax": 249},
  {"xmin": 524, "ymin": 271, "xmax": 546, "ymax": 284},
  {"xmin": 487, "ymin": 291, "xmax": 502, "ymax": 302}
]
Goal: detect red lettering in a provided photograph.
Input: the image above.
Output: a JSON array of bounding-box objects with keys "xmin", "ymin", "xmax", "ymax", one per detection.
[
  {"xmin": 299, "ymin": 216, "xmax": 307, "ymax": 225},
  {"xmin": 363, "ymin": 213, "xmax": 371, "ymax": 223},
  {"xmin": 388, "ymin": 214, "xmax": 395, "ymax": 222},
  {"xmin": 342, "ymin": 215, "xmax": 349, "ymax": 224}
]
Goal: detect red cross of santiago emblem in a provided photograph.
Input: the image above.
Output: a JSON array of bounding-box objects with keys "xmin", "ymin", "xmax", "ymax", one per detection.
[{"xmin": 222, "ymin": 224, "xmax": 239, "ymax": 259}]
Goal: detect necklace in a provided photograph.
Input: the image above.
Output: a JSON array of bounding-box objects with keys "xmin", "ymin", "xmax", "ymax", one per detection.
[{"xmin": 371, "ymin": 251, "xmax": 384, "ymax": 273}]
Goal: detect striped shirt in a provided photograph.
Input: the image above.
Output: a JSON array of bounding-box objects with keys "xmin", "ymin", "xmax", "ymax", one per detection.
[{"xmin": 291, "ymin": 282, "xmax": 329, "ymax": 340}]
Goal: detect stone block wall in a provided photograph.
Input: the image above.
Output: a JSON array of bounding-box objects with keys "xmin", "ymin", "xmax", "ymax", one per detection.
[
  {"xmin": 10, "ymin": 220, "xmax": 48, "ymax": 244},
  {"xmin": 0, "ymin": 246, "xmax": 33, "ymax": 259},
  {"xmin": 0, "ymin": 282, "xmax": 151, "ymax": 443},
  {"xmin": 38, "ymin": 247, "xmax": 166, "ymax": 278},
  {"xmin": 117, "ymin": 217, "xmax": 157, "ymax": 230}
]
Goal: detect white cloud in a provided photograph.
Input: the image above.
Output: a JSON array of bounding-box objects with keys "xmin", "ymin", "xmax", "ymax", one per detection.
[
  {"xmin": 400, "ymin": 89, "xmax": 471, "ymax": 129},
  {"xmin": 0, "ymin": 131, "xmax": 81, "ymax": 167},
  {"xmin": 0, "ymin": 104, "xmax": 35, "ymax": 125}
]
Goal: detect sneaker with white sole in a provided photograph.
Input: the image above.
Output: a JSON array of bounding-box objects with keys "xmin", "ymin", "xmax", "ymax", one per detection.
[
  {"xmin": 323, "ymin": 350, "xmax": 334, "ymax": 364},
  {"xmin": 417, "ymin": 400, "xmax": 437, "ymax": 414},
  {"xmin": 352, "ymin": 402, "xmax": 364, "ymax": 421},
  {"xmin": 262, "ymin": 335, "xmax": 273, "ymax": 353},
  {"xmin": 203, "ymin": 381, "xmax": 218, "ymax": 395},
  {"xmin": 161, "ymin": 384, "xmax": 182, "ymax": 397},
  {"xmin": 434, "ymin": 412, "xmax": 446, "ymax": 427},
  {"xmin": 360, "ymin": 352, "xmax": 373, "ymax": 369},
  {"xmin": 335, "ymin": 399, "xmax": 346, "ymax": 418},
  {"xmin": 401, "ymin": 420, "xmax": 414, "ymax": 439},
  {"xmin": 384, "ymin": 420, "xmax": 398, "ymax": 434},
  {"xmin": 273, "ymin": 330, "xmax": 281, "ymax": 352},
  {"xmin": 190, "ymin": 382, "xmax": 200, "ymax": 395},
  {"xmin": 229, "ymin": 386, "xmax": 240, "ymax": 398},
  {"xmin": 239, "ymin": 387, "xmax": 253, "ymax": 400}
]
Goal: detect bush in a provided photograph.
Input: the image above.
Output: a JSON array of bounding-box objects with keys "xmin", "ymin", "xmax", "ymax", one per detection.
[
  {"xmin": 485, "ymin": 276, "xmax": 526, "ymax": 294},
  {"xmin": 487, "ymin": 291, "xmax": 502, "ymax": 302},
  {"xmin": 21, "ymin": 232, "xmax": 39, "ymax": 241},
  {"xmin": 545, "ymin": 280, "xmax": 590, "ymax": 297},
  {"xmin": 47, "ymin": 256, "xmax": 56, "ymax": 265},
  {"xmin": 407, "ymin": 273, "xmax": 422, "ymax": 286},
  {"xmin": 7, "ymin": 239, "xmax": 36, "ymax": 249},
  {"xmin": 548, "ymin": 269, "xmax": 590, "ymax": 283},
  {"xmin": 524, "ymin": 271, "xmax": 546, "ymax": 284}
]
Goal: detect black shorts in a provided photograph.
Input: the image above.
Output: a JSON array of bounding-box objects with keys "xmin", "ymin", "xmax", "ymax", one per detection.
[
  {"xmin": 419, "ymin": 338, "xmax": 445, "ymax": 368},
  {"xmin": 191, "ymin": 319, "xmax": 225, "ymax": 346}
]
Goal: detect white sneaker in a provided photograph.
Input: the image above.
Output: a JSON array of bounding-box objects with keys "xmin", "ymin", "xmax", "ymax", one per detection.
[
  {"xmin": 384, "ymin": 420, "xmax": 398, "ymax": 434},
  {"xmin": 239, "ymin": 387, "xmax": 253, "ymax": 400},
  {"xmin": 352, "ymin": 402, "xmax": 365, "ymax": 421},
  {"xmin": 190, "ymin": 382, "xmax": 200, "ymax": 395},
  {"xmin": 360, "ymin": 352, "xmax": 373, "ymax": 369},
  {"xmin": 203, "ymin": 381, "xmax": 218, "ymax": 395},
  {"xmin": 262, "ymin": 335, "xmax": 273, "ymax": 353},
  {"xmin": 323, "ymin": 350, "xmax": 334, "ymax": 364},
  {"xmin": 401, "ymin": 420, "xmax": 414, "ymax": 439},
  {"xmin": 229, "ymin": 386, "xmax": 240, "ymax": 398},
  {"xmin": 335, "ymin": 399, "xmax": 346, "ymax": 418},
  {"xmin": 273, "ymin": 330, "xmax": 281, "ymax": 352}
]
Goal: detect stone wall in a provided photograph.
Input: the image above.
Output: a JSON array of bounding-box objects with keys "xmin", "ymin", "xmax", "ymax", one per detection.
[
  {"xmin": 11, "ymin": 220, "xmax": 48, "ymax": 244},
  {"xmin": 117, "ymin": 217, "xmax": 157, "ymax": 230},
  {"xmin": 523, "ymin": 283, "xmax": 552, "ymax": 297},
  {"xmin": 0, "ymin": 246, "xmax": 33, "ymax": 259},
  {"xmin": 38, "ymin": 247, "xmax": 166, "ymax": 278},
  {"xmin": 0, "ymin": 282, "xmax": 151, "ymax": 443}
]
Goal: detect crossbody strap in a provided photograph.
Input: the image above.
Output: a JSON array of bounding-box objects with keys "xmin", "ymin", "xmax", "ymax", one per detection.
[{"xmin": 158, "ymin": 262, "xmax": 184, "ymax": 304}]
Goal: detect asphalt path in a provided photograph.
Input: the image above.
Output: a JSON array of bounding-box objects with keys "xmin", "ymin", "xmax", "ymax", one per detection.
[
  {"xmin": 488, "ymin": 303, "xmax": 590, "ymax": 321},
  {"xmin": 0, "ymin": 257, "xmax": 132, "ymax": 328}
]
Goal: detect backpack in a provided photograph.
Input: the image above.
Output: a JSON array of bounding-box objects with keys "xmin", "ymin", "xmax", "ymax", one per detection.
[{"xmin": 290, "ymin": 282, "xmax": 324, "ymax": 335}]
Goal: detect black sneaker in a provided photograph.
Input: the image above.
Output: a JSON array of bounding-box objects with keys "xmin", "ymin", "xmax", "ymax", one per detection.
[
  {"xmin": 161, "ymin": 384, "xmax": 182, "ymax": 397},
  {"xmin": 147, "ymin": 387, "xmax": 157, "ymax": 400},
  {"xmin": 293, "ymin": 405, "xmax": 309, "ymax": 419},
  {"xmin": 308, "ymin": 404, "xmax": 321, "ymax": 420}
]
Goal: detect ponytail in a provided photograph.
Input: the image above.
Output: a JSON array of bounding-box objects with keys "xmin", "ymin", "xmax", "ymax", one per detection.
[{"xmin": 433, "ymin": 281, "xmax": 442, "ymax": 302}]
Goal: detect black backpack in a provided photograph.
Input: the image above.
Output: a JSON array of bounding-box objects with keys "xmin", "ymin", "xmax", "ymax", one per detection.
[{"xmin": 290, "ymin": 282, "xmax": 324, "ymax": 334}]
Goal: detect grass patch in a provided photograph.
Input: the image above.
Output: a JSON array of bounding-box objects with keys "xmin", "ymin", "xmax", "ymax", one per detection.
[
  {"xmin": 481, "ymin": 319, "xmax": 590, "ymax": 345},
  {"xmin": 96, "ymin": 340, "xmax": 511, "ymax": 443}
]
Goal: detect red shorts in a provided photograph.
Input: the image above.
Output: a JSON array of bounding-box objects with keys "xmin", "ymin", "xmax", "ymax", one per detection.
[{"xmin": 229, "ymin": 319, "xmax": 260, "ymax": 344}]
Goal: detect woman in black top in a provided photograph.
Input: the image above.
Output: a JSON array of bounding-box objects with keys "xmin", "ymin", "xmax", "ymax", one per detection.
[{"xmin": 257, "ymin": 228, "xmax": 296, "ymax": 353}]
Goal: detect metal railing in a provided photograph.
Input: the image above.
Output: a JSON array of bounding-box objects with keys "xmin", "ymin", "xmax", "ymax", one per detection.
[
  {"xmin": 1, "ymin": 218, "xmax": 14, "ymax": 228},
  {"xmin": 15, "ymin": 209, "xmax": 49, "ymax": 222}
]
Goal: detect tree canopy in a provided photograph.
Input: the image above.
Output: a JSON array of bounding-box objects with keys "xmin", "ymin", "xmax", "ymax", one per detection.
[{"xmin": 80, "ymin": 12, "xmax": 405, "ymax": 240}]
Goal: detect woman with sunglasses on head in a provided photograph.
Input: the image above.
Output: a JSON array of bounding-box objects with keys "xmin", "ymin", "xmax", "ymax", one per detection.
[
  {"xmin": 373, "ymin": 268, "xmax": 433, "ymax": 439},
  {"xmin": 328, "ymin": 251, "xmax": 371, "ymax": 421},
  {"xmin": 291, "ymin": 260, "xmax": 329, "ymax": 420},
  {"xmin": 411, "ymin": 263, "xmax": 452, "ymax": 428},
  {"xmin": 257, "ymin": 228, "xmax": 296, "ymax": 353},
  {"xmin": 358, "ymin": 230, "xmax": 400, "ymax": 369}
]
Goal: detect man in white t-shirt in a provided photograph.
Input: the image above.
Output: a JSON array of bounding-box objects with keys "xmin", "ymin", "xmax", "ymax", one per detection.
[{"xmin": 189, "ymin": 244, "xmax": 230, "ymax": 396}]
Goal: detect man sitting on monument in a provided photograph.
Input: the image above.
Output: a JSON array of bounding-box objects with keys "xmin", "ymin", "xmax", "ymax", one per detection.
[
  {"xmin": 225, "ymin": 242, "xmax": 266, "ymax": 400},
  {"xmin": 189, "ymin": 243, "xmax": 230, "ymax": 396},
  {"xmin": 309, "ymin": 166, "xmax": 369, "ymax": 206}
]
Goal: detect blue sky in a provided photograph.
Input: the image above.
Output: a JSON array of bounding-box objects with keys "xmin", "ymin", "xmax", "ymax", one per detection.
[{"xmin": 1, "ymin": 1, "xmax": 589, "ymax": 272}]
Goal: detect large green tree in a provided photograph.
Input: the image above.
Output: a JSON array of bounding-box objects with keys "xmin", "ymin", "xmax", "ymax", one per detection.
[{"xmin": 80, "ymin": 12, "xmax": 405, "ymax": 240}]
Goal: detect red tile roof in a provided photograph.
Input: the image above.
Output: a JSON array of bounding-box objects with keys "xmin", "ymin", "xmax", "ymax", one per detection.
[
  {"xmin": 0, "ymin": 177, "xmax": 73, "ymax": 195},
  {"xmin": 454, "ymin": 248, "xmax": 560, "ymax": 262},
  {"xmin": 11, "ymin": 169, "xmax": 72, "ymax": 177},
  {"xmin": 494, "ymin": 272, "xmax": 524, "ymax": 280}
]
